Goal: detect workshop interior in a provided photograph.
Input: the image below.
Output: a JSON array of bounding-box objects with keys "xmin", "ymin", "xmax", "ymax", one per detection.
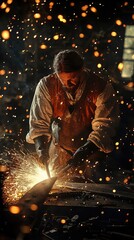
[{"xmin": 0, "ymin": 0, "xmax": 134, "ymax": 239}]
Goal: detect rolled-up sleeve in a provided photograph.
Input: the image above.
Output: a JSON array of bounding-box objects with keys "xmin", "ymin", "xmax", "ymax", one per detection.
[
  {"xmin": 88, "ymin": 83, "xmax": 120, "ymax": 153},
  {"xmin": 26, "ymin": 78, "xmax": 53, "ymax": 143}
]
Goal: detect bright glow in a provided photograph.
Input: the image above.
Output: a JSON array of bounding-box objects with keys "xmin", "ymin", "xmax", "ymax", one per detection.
[
  {"xmin": 61, "ymin": 219, "xmax": 66, "ymax": 224},
  {"xmin": 7, "ymin": 0, "xmax": 13, "ymax": 3},
  {"xmin": 34, "ymin": 13, "xmax": 41, "ymax": 19},
  {"xmin": 116, "ymin": 19, "xmax": 122, "ymax": 25},
  {"xmin": 47, "ymin": 15, "xmax": 52, "ymax": 20},
  {"xmin": 81, "ymin": 5, "xmax": 88, "ymax": 11},
  {"xmin": 58, "ymin": 15, "xmax": 66, "ymax": 23},
  {"xmin": 40, "ymin": 44, "xmax": 47, "ymax": 49},
  {"xmin": 90, "ymin": 7, "xmax": 97, "ymax": 13},
  {"xmin": 0, "ymin": 69, "xmax": 6, "ymax": 75},
  {"xmin": 70, "ymin": 2, "xmax": 75, "ymax": 7},
  {"xmin": 111, "ymin": 31, "xmax": 117, "ymax": 37},
  {"xmin": 86, "ymin": 24, "xmax": 93, "ymax": 29},
  {"xmin": 97, "ymin": 63, "xmax": 102, "ymax": 68},
  {"xmin": 1, "ymin": 2, "xmax": 7, "ymax": 9},
  {"xmin": 81, "ymin": 12, "xmax": 87, "ymax": 17},
  {"xmin": 30, "ymin": 204, "xmax": 38, "ymax": 211},
  {"xmin": 0, "ymin": 165, "xmax": 8, "ymax": 172},
  {"xmin": 1, "ymin": 30, "xmax": 10, "ymax": 40},
  {"xmin": 3, "ymin": 147, "xmax": 55, "ymax": 204},
  {"xmin": 9, "ymin": 205, "xmax": 20, "ymax": 214},
  {"xmin": 53, "ymin": 34, "xmax": 59, "ymax": 40},
  {"xmin": 94, "ymin": 51, "xmax": 99, "ymax": 57},
  {"xmin": 79, "ymin": 33, "xmax": 84, "ymax": 38},
  {"xmin": 5, "ymin": 7, "xmax": 10, "ymax": 13},
  {"xmin": 105, "ymin": 176, "xmax": 110, "ymax": 182},
  {"xmin": 118, "ymin": 62, "xmax": 123, "ymax": 71}
]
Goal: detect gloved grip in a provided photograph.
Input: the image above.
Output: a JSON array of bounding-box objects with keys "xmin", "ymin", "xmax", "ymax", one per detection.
[
  {"xmin": 68, "ymin": 140, "xmax": 98, "ymax": 167},
  {"xmin": 34, "ymin": 135, "xmax": 50, "ymax": 160}
]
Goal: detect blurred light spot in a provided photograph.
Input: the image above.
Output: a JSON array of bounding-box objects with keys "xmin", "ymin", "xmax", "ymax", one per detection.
[
  {"xmin": 0, "ymin": 69, "xmax": 6, "ymax": 75},
  {"xmin": 58, "ymin": 15, "xmax": 66, "ymax": 23},
  {"xmin": 105, "ymin": 176, "xmax": 110, "ymax": 182},
  {"xmin": 20, "ymin": 225, "xmax": 31, "ymax": 234},
  {"xmin": 34, "ymin": 13, "xmax": 41, "ymax": 19},
  {"xmin": 0, "ymin": 165, "xmax": 7, "ymax": 172},
  {"xmin": 116, "ymin": 19, "xmax": 122, "ymax": 25},
  {"xmin": 1, "ymin": 30, "xmax": 10, "ymax": 40},
  {"xmin": 124, "ymin": 177, "xmax": 129, "ymax": 184},
  {"xmin": 61, "ymin": 219, "xmax": 66, "ymax": 224},
  {"xmin": 40, "ymin": 44, "xmax": 47, "ymax": 49},
  {"xmin": 30, "ymin": 204, "xmax": 38, "ymax": 211},
  {"xmin": 72, "ymin": 43, "xmax": 76, "ymax": 47},
  {"xmin": 90, "ymin": 7, "xmax": 97, "ymax": 13},
  {"xmin": 111, "ymin": 31, "xmax": 117, "ymax": 37},
  {"xmin": 79, "ymin": 33, "xmax": 84, "ymax": 38},
  {"xmin": 86, "ymin": 24, "xmax": 93, "ymax": 29},
  {"xmin": 5, "ymin": 7, "xmax": 10, "ymax": 13},
  {"xmin": 94, "ymin": 51, "xmax": 99, "ymax": 57},
  {"xmin": 47, "ymin": 15, "xmax": 52, "ymax": 20},
  {"xmin": 35, "ymin": 0, "xmax": 40, "ymax": 3},
  {"xmin": 7, "ymin": 0, "xmax": 13, "ymax": 3},
  {"xmin": 81, "ymin": 12, "xmax": 87, "ymax": 17},
  {"xmin": 124, "ymin": 2, "xmax": 128, "ymax": 6},
  {"xmin": 49, "ymin": 2, "xmax": 54, "ymax": 9},
  {"xmin": 112, "ymin": 189, "xmax": 116, "ymax": 193},
  {"xmin": 81, "ymin": 5, "xmax": 88, "ymax": 11},
  {"xmin": 53, "ymin": 34, "xmax": 59, "ymax": 40},
  {"xmin": 79, "ymin": 170, "xmax": 83, "ymax": 174},
  {"xmin": 1, "ymin": 2, "xmax": 7, "ymax": 9},
  {"xmin": 126, "ymin": 82, "xmax": 134, "ymax": 88},
  {"xmin": 99, "ymin": 178, "xmax": 103, "ymax": 182},
  {"xmin": 132, "ymin": 14, "xmax": 134, "ymax": 20},
  {"xmin": 70, "ymin": 2, "xmax": 75, "ymax": 7},
  {"xmin": 97, "ymin": 63, "xmax": 102, "ymax": 68},
  {"xmin": 115, "ymin": 142, "xmax": 119, "ymax": 146},
  {"xmin": 118, "ymin": 62, "xmax": 123, "ymax": 70},
  {"xmin": 9, "ymin": 205, "xmax": 20, "ymax": 214}
]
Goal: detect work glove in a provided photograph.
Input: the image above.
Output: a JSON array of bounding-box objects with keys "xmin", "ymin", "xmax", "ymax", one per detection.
[
  {"xmin": 68, "ymin": 140, "xmax": 98, "ymax": 167},
  {"xmin": 34, "ymin": 135, "xmax": 50, "ymax": 166}
]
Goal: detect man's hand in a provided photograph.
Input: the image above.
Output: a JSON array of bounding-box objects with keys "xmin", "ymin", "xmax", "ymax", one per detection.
[
  {"xmin": 68, "ymin": 141, "xmax": 98, "ymax": 167},
  {"xmin": 34, "ymin": 135, "xmax": 50, "ymax": 166}
]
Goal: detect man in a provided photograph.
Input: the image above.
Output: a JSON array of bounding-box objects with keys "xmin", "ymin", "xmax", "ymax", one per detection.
[{"xmin": 26, "ymin": 49, "xmax": 120, "ymax": 182}]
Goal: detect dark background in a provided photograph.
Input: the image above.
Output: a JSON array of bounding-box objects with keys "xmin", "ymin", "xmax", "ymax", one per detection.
[{"xmin": 0, "ymin": 0, "xmax": 133, "ymax": 235}]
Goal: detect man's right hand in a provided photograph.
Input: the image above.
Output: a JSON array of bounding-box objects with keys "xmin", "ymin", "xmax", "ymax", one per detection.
[{"xmin": 34, "ymin": 135, "xmax": 50, "ymax": 165}]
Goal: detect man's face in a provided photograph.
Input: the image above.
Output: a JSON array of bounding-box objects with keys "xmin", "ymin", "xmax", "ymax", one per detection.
[{"xmin": 57, "ymin": 71, "xmax": 81, "ymax": 93}]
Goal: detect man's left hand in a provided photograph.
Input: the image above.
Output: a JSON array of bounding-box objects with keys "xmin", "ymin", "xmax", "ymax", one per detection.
[{"xmin": 68, "ymin": 141, "xmax": 98, "ymax": 167}]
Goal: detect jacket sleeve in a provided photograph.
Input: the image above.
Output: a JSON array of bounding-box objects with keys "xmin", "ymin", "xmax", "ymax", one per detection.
[
  {"xmin": 26, "ymin": 78, "xmax": 53, "ymax": 144},
  {"xmin": 88, "ymin": 82, "xmax": 120, "ymax": 153}
]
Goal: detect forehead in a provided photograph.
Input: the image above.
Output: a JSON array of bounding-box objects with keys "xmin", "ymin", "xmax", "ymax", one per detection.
[{"xmin": 58, "ymin": 71, "xmax": 80, "ymax": 80}]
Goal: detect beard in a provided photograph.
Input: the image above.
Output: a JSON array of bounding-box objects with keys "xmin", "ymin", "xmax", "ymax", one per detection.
[{"xmin": 62, "ymin": 80, "xmax": 80, "ymax": 94}]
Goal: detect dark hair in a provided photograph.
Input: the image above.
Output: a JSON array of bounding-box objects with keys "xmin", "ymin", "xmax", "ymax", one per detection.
[{"xmin": 53, "ymin": 49, "xmax": 84, "ymax": 73}]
